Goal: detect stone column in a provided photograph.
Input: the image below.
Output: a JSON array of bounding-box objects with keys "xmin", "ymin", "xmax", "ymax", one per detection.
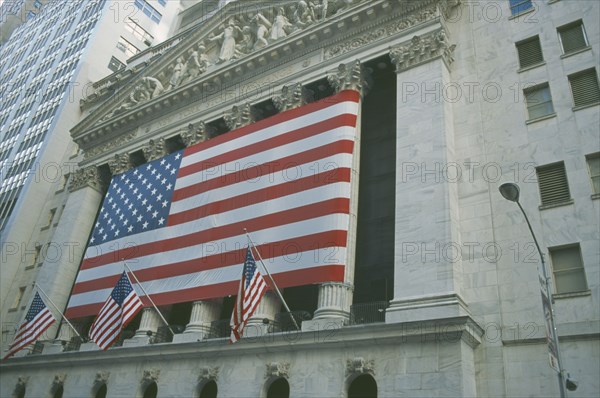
[
  {"xmin": 303, "ymin": 60, "xmax": 370, "ymax": 331},
  {"xmin": 244, "ymin": 291, "xmax": 281, "ymax": 337},
  {"xmin": 173, "ymin": 299, "xmax": 222, "ymax": 343},
  {"xmin": 36, "ymin": 165, "xmax": 104, "ymax": 342},
  {"xmin": 133, "ymin": 308, "xmax": 162, "ymax": 338},
  {"xmin": 385, "ymin": 28, "xmax": 469, "ymax": 323}
]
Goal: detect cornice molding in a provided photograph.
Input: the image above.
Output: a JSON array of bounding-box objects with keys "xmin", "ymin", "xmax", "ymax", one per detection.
[{"xmin": 73, "ymin": 0, "xmax": 449, "ymax": 161}]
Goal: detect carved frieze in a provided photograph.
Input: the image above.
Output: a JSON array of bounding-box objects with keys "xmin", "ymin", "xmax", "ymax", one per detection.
[
  {"xmin": 142, "ymin": 138, "xmax": 168, "ymax": 162},
  {"xmin": 266, "ymin": 362, "xmax": 290, "ymax": 379},
  {"xmin": 327, "ymin": 60, "xmax": 370, "ymax": 96},
  {"xmin": 389, "ymin": 29, "xmax": 455, "ymax": 73},
  {"xmin": 107, "ymin": 153, "xmax": 132, "ymax": 175},
  {"xmin": 224, "ymin": 103, "xmax": 255, "ymax": 131},
  {"xmin": 83, "ymin": 131, "xmax": 137, "ymax": 160},
  {"xmin": 273, "ymin": 83, "xmax": 313, "ymax": 112},
  {"xmin": 69, "ymin": 166, "xmax": 102, "ymax": 193},
  {"xmin": 324, "ymin": 1, "xmax": 439, "ymax": 60},
  {"xmin": 346, "ymin": 357, "xmax": 375, "ymax": 377}
]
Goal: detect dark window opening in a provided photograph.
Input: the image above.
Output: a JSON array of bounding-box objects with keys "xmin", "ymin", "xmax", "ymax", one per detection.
[
  {"xmin": 198, "ymin": 380, "xmax": 218, "ymax": 398},
  {"xmin": 266, "ymin": 378, "xmax": 289, "ymax": 398},
  {"xmin": 354, "ymin": 55, "xmax": 396, "ymax": 305},
  {"xmin": 94, "ymin": 384, "xmax": 107, "ymax": 398},
  {"xmin": 348, "ymin": 374, "xmax": 377, "ymax": 398},
  {"xmin": 143, "ymin": 382, "xmax": 158, "ymax": 398},
  {"xmin": 304, "ymin": 78, "xmax": 334, "ymax": 101},
  {"xmin": 206, "ymin": 118, "xmax": 228, "ymax": 138},
  {"xmin": 252, "ymin": 99, "xmax": 278, "ymax": 121},
  {"xmin": 165, "ymin": 135, "xmax": 186, "ymax": 153},
  {"xmin": 52, "ymin": 384, "xmax": 64, "ymax": 398},
  {"xmin": 129, "ymin": 150, "xmax": 147, "ymax": 167},
  {"xmin": 168, "ymin": 301, "xmax": 192, "ymax": 329}
]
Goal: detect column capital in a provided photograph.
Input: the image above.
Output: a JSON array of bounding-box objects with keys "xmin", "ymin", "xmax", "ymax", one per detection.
[
  {"xmin": 272, "ymin": 83, "xmax": 313, "ymax": 112},
  {"xmin": 389, "ymin": 28, "xmax": 456, "ymax": 73},
  {"xmin": 224, "ymin": 103, "xmax": 255, "ymax": 131},
  {"xmin": 142, "ymin": 137, "xmax": 168, "ymax": 162},
  {"xmin": 69, "ymin": 165, "xmax": 102, "ymax": 193},
  {"xmin": 181, "ymin": 122, "xmax": 208, "ymax": 147},
  {"xmin": 327, "ymin": 60, "xmax": 371, "ymax": 97},
  {"xmin": 107, "ymin": 152, "xmax": 132, "ymax": 175}
]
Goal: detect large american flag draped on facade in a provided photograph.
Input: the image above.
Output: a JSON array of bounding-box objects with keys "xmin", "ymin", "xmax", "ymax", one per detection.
[
  {"xmin": 230, "ymin": 246, "xmax": 268, "ymax": 343},
  {"xmin": 65, "ymin": 90, "xmax": 360, "ymax": 319},
  {"xmin": 3, "ymin": 292, "xmax": 56, "ymax": 360}
]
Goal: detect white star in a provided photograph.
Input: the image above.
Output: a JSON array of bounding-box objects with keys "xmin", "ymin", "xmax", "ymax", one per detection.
[
  {"xmin": 128, "ymin": 203, "xmax": 133, "ymax": 210},
  {"xmin": 127, "ymin": 225, "xmax": 134, "ymax": 233},
  {"xmin": 108, "ymin": 218, "xmax": 113, "ymax": 224},
  {"xmin": 137, "ymin": 193, "xmax": 142, "ymax": 200},
  {"xmin": 147, "ymin": 182, "xmax": 153, "ymax": 189},
  {"xmin": 162, "ymin": 200, "xmax": 168, "ymax": 208},
  {"xmin": 161, "ymin": 178, "xmax": 167, "ymax": 185},
  {"xmin": 151, "ymin": 188, "xmax": 157, "ymax": 196},
  {"xmin": 134, "ymin": 170, "xmax": 139, "ymax": 175},
  {"xmin": 99, "ymin": 227, "xmax": 104, "ymax": 234},
  {"xmin": 119, "ymin": 213, "xmax": 124, "ymax": 220},
  {"xmin": 117, "ymin": 187, "xmax": 122, "ymax": 194},
  {"xmin": 133, "ymin": 188, "xmax": 139, "ymax": 194},
  {"xmin": 114, "ymin": 230, "xmax": 120, "ymax": 236},
  {"xmin": 175, "ymin": 153, "xmax": 181, "ymax": 159},
  {"xmin": 158, "ymin": 217, "xmax": 165, "ymax": 225},
  {"xmin": 142, "ymin": 178, "xmax": 147, "ymax": 184},
  {"xmin": 166, "ymin": 183, "xmax": 172, "ymax": 190},
  {"xmin": 108, "ymin": 197, "xmax": 113, "ymax": 203},
  {"xmin": 165, "ymin": 163, "xmax": 171, "ymax": 170},
  {"xmin": 125, "ymin": 178, "xmax": 130, "ymax": 184},
  {"xmin": 155, "ymin": 173, "xmax": 162, "ymax": 180},
  {"xmin": 160, "ymin": 159, "xmax": 166, "ymax": 165},
  {"xmin": 146, "ymin": 204, "xmax": 153, "ymax": 212},
  {"xmin": 103, "ymin": 233, "xmax": 108, "ymax": 240},
  {"xmin": 156, "ymin": 193, "xmax": 163, "ymax": 201},
  {"xmin": 112, "ymin": 203, "xmax": 117, "ymax": 209},
  {"xmin": 110, "ymin": 224, "xmax": 116, "ymax": 230},
  {"xmin": 116, "ymin": 208, "xmax": 121, "ymax": 215},
  {"xmin": 142, "ymin": 221, "xmax": 149, "ymax": 229},
  {"xmin": 137, "ymin": 215, "xmax": 143, "ymax": 222},
  {"xmin": 151, "ymin": 168, "xmax": 156, "ymax": 175},
  {"xmin": 132, "ymin": 209, "xmax": 138, "ymax": 216},
  {"xmin": 142, "ymin": 198, "xmax": 148, "ymax": 205},
  {"xmin": 90, "ymin": 237, "xmax": 95, "ymax": 243},
  {"xmin": 170, "ymin": 169, "xmax": 176, "ymax": 175},
  {"xmin": 147, "ymin": 164, "xmax": 152, "ymax": 170},
  {"xmin": 123, "ymin": 219, "xmax": 129, "ymax": 226},
  {"xmin": 152, "ymin": 210, "xmax": 158, "ymax": 218}
]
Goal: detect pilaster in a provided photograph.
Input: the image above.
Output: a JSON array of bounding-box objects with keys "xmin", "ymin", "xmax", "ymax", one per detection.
[{"xmin": 386, "ymin": 33, "xmax": 469, "ymax": 324}]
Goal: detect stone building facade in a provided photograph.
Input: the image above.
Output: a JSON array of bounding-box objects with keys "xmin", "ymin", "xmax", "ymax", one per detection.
[{"xmin": 1, "ymin": 0, "xmax": 599, "ymax": 397}]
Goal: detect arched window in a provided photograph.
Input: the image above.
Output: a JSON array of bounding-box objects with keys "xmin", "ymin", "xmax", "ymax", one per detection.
[
  {"xmin": 266, "ymin": 378, "xmax": 289, "ymax": 398},
  {"xmin": 143, "ymin": 382, "xmax": 158, "ymax": 398},
  {"xmin": 52, "ymin": 385, "xmax": 64, "ymax": 398},
  {"xmin": 348, "ymin": 374, "xmax": 377, "ymax": 398},
  {"xmin": 94, "ymin": 384, "xmax": 107, "ymax": 398},
  {"xmin": 198, "ymin": 380, "xmax": 217, "ymax": 398}
]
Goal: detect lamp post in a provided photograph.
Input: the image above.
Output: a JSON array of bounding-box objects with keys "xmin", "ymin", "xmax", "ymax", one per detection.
[{"xmin": 499, "ymin": 182, "xmax": 567, "ymax": 398}]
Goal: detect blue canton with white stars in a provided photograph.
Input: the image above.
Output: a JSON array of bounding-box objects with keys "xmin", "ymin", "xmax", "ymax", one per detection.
[
  {"xmin": 25, "ymin": 293, "xmax": 48, "ymax": 321},
  {"xmin": 111, "ymin": 272, "xmax": 136, "ymax": 305},
  {"xmin": 90, "ymin": 151, "xmax": 183, "ymax": 245},
  {"xmin": 243, "ymin": 247, "xmax": 258, "ymax": 288}
]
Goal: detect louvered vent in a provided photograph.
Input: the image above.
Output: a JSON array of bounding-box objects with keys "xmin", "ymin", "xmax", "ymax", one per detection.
[
  {"xmin": 559, "ymin": 21, "xmax": 588, "ymax": 54},
  {"xmin": 569, "ymin": 69, "xmax": 600, "ymax": 108},
  {"xmin": 536, "ymin": 162, "xmax": 571, "ymax": 206},
  {"xmin": 516, "ymin": 37, "xmax": 543, "ymax": 68}
]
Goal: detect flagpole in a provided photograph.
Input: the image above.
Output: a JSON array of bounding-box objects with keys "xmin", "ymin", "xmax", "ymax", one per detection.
[
  {"xmin": 34, "ymin": 283, "xmax": 82, "ymax": 339},
  {"xmin": 243, "ymin": 229, "xmax": 300, "ymax": 331},
  {"xmin": 122, "ymin": 260, "xmax": 175, "ymax": 336}
]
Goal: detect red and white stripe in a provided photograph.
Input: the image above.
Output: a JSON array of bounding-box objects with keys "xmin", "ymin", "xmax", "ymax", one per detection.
[
  {"xmin": 89, "ymin": 290, "xmax": 143, "ymax": 350},
  {"xmin": 3, "ymin": 308, "xmax": 55, "ymax": 360},
  {"xmin": 65, "ymin": 90, "xmax": 360, "ymax": 319},
  {"xmin": 230, "ymin": 267, "xmax": 268, "ymax": 342}
]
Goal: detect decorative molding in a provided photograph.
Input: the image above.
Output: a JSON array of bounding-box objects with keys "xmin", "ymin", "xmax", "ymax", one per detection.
[
  {"xmin": 324, "ymin": 1, "xmax": 439, "ymax": 60},
  {"xmin": 389, "ymin": 29, "xmax": 455, "ymax": 73},
  {"xmin": 327, "ymin": 60, "xmax": 371, "ymax": 96},
  {"xmin": 273, "ymin": 83, "xmax": 313, "ymax": 112},
  {"xmin": 142, "ymin": 137, "xmax": 168, "ymax": 161},
  {"xmin": 438, "ymin": 0, "xmax": 461, "ymax": 19},
  {"xmin": 52, "ymin": 373, "xmax": 67, "ymax": 387},
  {"xmin": 142, "ymin": 369, "xmax": 160, "ymax": 383},
  {"xmin": 198, "ymin": 366, "xmax": 219, "ymax": 382},
  {"xmin": 266, "ymin": 362, "xmax": 290, "ymax": 379},
  {"xmin": 83, "ymin": 131, "xmax": 137, "ymax": 160},
  {"xmin": 224, "ymin": 103, "xmax": 255, "ymax": 130},
  {"xmin": 95, "ymin": 371, "xmax": 110, "ymax": 384},
  {"xmin": 181, "ymin": 122, "xmax": 209, "ymax": 147},
  {"xmin": 69, "ymin": 166, "xmax": 102, "ymax": 193},
  {"xmin": 107, "ymin": 153, "xmax": 132, "ymax": 175},
  {"xmin": 346, "ymin": 357, "xmax": 375, "ymax": 377}
]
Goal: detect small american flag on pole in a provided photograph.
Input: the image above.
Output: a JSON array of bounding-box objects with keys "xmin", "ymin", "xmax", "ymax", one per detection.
[
  {"xmin": 89, "ymin": 271, "xmax": 143, "ymax": 350},
  {"xmin": 3, "ymin": 292, "xmax": 56, "ymax": 360},
  {"xmin": 230, "ymin": 246, "xmax": 268, "ymax": 343}
]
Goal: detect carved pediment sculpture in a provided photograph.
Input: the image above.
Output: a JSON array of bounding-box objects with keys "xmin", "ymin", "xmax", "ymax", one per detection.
[
  {"xmin": 266, "ymin": 362, "xmax": 290, "ymax": 379},
  {"xmin": 346, "ymin": 357, "xmax": 375, "ymax": 377}
]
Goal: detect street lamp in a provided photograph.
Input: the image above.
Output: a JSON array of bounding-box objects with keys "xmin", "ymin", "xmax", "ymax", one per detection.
[{"xmin": 499, "ymin": 182, "xmax": 570, "ymax": 398}]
